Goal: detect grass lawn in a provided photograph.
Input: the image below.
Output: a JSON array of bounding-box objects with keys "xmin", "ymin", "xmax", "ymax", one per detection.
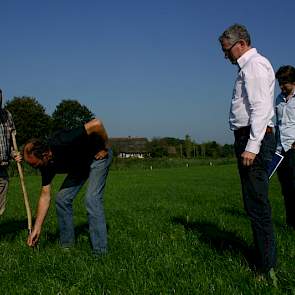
[{"xmin": 0, "ymin": 164, "xmax": 294, "ymax": 294}]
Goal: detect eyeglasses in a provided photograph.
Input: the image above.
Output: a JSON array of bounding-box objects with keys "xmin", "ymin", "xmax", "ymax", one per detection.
[{"xmin": 223, "ymin": 40, "xmax": 240, "ymax": 56}]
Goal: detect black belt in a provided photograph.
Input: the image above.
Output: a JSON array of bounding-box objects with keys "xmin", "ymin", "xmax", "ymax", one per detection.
[{"xmin": 234, "ymin": 126, "xmax": 273, "ymax": 137}]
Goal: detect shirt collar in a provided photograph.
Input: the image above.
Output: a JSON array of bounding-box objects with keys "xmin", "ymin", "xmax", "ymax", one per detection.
[{"xmin": 237, "ymin": 48, "xmax": 257, "ymax": 70}]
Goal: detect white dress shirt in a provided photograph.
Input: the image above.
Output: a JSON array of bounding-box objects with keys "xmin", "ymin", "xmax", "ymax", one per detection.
[
  {"xmin": 229, "ymin": 48, "xmax": 275, "ymax": 154},
  {"xmin": 276, "ymin": 90, "xmax": 295, "ymax": 152}
]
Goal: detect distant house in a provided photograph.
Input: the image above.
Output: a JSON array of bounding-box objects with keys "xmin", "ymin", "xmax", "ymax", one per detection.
[{"xmin": 110, "ymin": 137, "xmax": 149, "ymax": 158}]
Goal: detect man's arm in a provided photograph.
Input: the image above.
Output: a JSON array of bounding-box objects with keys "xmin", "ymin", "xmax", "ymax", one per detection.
[
  {"xmin": 84, "ymin": 118, "xmax": 109, "ymax": 144},
  {"xmin": 242, "ymin": 63, "xmax": 274, "ymax": 166},
  {"xmin": 27, "ymin": 184, "xmax": 51, "ymax": 247},
  {"xmin": 84, "ymin": 118, "xmax": 110, "ymax": 159}
]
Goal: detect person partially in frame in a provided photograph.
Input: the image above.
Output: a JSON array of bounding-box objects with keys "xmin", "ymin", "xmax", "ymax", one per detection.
[
  {"xmin": 275, "ymin": 65, "xmax": 295, "ymax": 230},
  {"xmin": 0, "ymin": 89, "xmax": 20, "ymax": 216}
]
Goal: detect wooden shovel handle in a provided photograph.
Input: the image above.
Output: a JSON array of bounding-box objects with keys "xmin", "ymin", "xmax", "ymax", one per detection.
[{"xmin": 11, "ymin": 130, "xmax": 32, "ymax": 233}]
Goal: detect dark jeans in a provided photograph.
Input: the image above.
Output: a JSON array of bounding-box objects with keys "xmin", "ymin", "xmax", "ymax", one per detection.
[
  {"xmin": 277, "ymin": 148, "xmax": 295, "ymax": 229},
  {"xmin": 234, "ymin": 131, "xmax": 276, "ymax": 272}
]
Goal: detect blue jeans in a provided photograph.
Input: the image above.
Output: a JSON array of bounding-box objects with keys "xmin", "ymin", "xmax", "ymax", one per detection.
[{"xmin": 55, "ymin": 149, "xmax": 112, "ymax": 253}]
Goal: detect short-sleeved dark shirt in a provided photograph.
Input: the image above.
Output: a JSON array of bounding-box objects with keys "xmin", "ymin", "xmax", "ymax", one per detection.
[{"xmin": 40, "ymin": 125, "xmax": 105, "ymax": 188}]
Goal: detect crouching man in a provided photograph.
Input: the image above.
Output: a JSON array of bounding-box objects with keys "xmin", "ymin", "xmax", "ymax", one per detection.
[{"xmin": 24, "ymin": 118, "xmax": 112, "ymax": 255}]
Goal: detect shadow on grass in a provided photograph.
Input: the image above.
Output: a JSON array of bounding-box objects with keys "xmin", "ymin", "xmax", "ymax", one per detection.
[
  {"xmin": 221, "ymin": 207, "xmax": 248, "ymax": 219},
  {"xmin": 0, "ymin": 218, "xmax": 28, "ymax": 240},
  {"xmin": 172, "ymin": 216, "xmax": 256, "ymax": 269},
  {"xmin": 44, "ymin": 222, "xmax": 110, "ymax": 244},
  {"xmin": 44, "ymin": 223, "xmax": 89, "ymax": 244},
  {"xmin": 222, "ymin": 207, "xmax": 288, "ymax": 232}
]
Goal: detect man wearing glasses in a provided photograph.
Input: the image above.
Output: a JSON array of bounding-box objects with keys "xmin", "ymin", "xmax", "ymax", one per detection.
[{"xmin": 219, "ymin": 24, "xmax": 277, "ymax": 284}]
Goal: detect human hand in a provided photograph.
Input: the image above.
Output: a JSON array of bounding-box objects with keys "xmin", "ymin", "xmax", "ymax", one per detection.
[
  {"xmin": 27, "ymin": 227, "xmax": 41, "ymax": 247},
  {"xmin": 241, "ymin": 151, "xmax": 256, "ymax": 166},
  {"xmin": 94, "ymin": 149, "xmax": 108, "ymax": 160},
  {"xmin": 12, "ymin": 151, "xmax": 22, "ymax": 163}
]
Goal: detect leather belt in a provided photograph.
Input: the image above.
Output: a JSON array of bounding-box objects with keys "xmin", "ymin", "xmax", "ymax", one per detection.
[
  {"xmin": 265, "ymin": 126, "xmax": 273, "ymax": 134},
  {"xmin": 234, "ymin": 126, "xmax": 273, "ymax": 137}
]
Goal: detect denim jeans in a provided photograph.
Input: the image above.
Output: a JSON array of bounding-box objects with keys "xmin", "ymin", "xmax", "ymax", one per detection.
[
  {"xmin": 55, "ymin": 149, "xmax": 113, "ymax": 253},
  {"xmin": 235, "ymin": 132, "xmax": 276, "ymax": 272}
]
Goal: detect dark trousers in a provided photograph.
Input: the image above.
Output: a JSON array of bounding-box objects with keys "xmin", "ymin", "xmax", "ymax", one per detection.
[
  {"xmin": 234, "ymin": 131, "xmax": 276, "ymax": 272},
  {"xmin": 277, "ymin": 149, "xmax": 295, "ymax": 229}
]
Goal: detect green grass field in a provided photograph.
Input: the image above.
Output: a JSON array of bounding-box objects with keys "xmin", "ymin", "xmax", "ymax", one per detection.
[{"xmin": 1, "ymin": 164, "xmax": 295, "ymax": 294}]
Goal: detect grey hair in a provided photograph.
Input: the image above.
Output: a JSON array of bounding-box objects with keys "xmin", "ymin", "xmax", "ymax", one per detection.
[{"xmin": 219, "ymin": 24, "xmax": 251, "ymax": 46}]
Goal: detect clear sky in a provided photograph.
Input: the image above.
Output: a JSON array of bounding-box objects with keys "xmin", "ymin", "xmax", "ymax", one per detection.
[{"xmin": 1, "ymin": 0, "xmax": 294, "ymax": 144}]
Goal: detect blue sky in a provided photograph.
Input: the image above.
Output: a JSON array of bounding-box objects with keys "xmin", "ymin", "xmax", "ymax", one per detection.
[{"xmin": 1, "ymin": 0, "xmax": 294, "ymax": 144}]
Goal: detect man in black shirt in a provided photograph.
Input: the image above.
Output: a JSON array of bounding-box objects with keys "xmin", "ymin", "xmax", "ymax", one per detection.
[{"xmin": 24, "ymin": 118, "xmax": 112, "ymax": 255}]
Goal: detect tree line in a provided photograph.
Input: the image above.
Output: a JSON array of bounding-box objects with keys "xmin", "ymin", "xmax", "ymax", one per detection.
[
  {"xmin": 147, "ymin": 135, "xmax": 234, "ymax": 159},
  {"xmin": 4, "ymin": 96, "xmax": 234, "ymax": 158},
  {"xmin": 5, "ymin": 97, "xmax": 94, "ymax": 146}
]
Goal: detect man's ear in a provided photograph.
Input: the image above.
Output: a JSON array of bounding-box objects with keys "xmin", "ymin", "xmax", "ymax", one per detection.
[
  {"xmin": 239, "ymin": 39, "xmax": 248, "ymax": 49},
  {"xmin": 238, "ymin": 39, "xmax": 250, "ymax": 55}
]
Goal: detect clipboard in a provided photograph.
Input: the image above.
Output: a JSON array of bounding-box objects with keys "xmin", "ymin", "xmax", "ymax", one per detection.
[{"xmin": 267, "ymin": 151, "xmax": 284, "ymax": 178}]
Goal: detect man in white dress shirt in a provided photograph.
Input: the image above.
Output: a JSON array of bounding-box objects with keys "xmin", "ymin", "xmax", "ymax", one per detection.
[
  {"xmin": 219, "ymin": 24, "xmax": 277, "ymax": 280},
  {"xmin": 275, "ymin": 65, "xmax": 295, "ymax": 230}
]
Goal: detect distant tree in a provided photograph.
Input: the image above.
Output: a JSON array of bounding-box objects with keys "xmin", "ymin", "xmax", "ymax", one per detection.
[
  {"xmin": 5, "ymin": 96, "xmax": 52, "ymax": 145},
  {"xmin": 192, "ymin": 143, "xmax": 199, "ymax": 158},
  {"xmin": 220, "ymin": 144, "xmax": 235, "ymax": 158},
  {"xmin": 201, "ymin": 141, "xmax": 224, "ymax": 158},
  {"xmin": 147, "ymin": 138, "xmax": 169, "ymax": 157},
  {"xmin": 52, "ymin": 99, "xmax": 94, "ymax": 131},
  {"xmin": 200, "ymin": 143, "xmax": 206, "ymax": 158},
  {"xmin": 162, "ymin": 137, "xmax": 183, "ymax": 146},
  {"xmin": 160, "ymin": 137, "xmax": 184, "ymax": 157},
  {"xmin": 184, "ymin": 134, "xmax": 193, "ymax": 158},
  {"xmin": 179, "ymin": 144, "xmax": 183, "ymax": 158},
  {"xmin": 204, "ymin": 141, "xmax": 221, "ymax": 158}
]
